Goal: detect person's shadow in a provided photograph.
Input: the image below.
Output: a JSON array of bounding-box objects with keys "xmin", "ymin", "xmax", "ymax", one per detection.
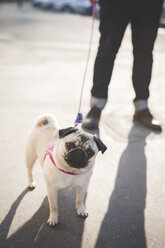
[
  {"xmin": 95, "ymin": 124, "xmax": 151, "ymax": 248},
  {"xmin": 0, "ymin": 187, "xmax": 86, "ymax": 248}
]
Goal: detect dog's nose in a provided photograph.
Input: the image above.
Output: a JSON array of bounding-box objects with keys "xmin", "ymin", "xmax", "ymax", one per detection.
[
  {"xmin": 73, "ymin": 149, "xmax": 85, "ymax": 160},
  {"xmin": 64, "ymin": 149, "xmax": 88, "ymax": 168}
]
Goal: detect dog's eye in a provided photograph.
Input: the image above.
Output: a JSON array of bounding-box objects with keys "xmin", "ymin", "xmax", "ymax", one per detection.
[
  {"xmin": 66, "ymin": 142, "xmax": 75, "ymax": 150},
  {"xmin": 86, "ymin": 148, "xmax": 95, "ymax": 159}
]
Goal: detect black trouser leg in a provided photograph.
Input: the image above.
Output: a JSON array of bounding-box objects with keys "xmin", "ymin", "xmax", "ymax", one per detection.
[
  {"xmin": 131, "ymin": 0, "xmax": 163, "ymax": 101},
  {"xmin": 91, "ymin": 1, "xmax": 130, "ymax": 99}
]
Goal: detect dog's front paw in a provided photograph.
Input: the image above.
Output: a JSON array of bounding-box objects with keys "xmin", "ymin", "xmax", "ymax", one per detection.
[
  {"xmin": 47, "ymin": 214, "xmax": 58, "ymax": 227},
  {"xmin": 77, "ymin": 206, "xmax": 88, "ymax": 218}
]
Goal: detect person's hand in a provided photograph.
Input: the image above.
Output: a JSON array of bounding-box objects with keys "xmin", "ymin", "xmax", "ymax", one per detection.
[{"xmin": 89, "ymin": 0, "xmax": 97, "ymax": 4}]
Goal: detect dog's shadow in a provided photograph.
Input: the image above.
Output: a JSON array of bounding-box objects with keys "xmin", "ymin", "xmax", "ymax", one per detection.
[{"xmin": 0, "ymin": 188, "xmax": 86, "ymax": 248}]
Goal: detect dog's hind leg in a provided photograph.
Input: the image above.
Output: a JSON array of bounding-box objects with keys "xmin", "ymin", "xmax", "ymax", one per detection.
[{"xmin": 26, "ymin": 143, "xmax": 37, "ymax": 189}]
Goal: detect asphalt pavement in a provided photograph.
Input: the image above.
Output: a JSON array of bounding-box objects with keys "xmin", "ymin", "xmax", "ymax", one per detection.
[{"xmin": 0, "ymin": 3, "xmax": 165, "ymax": 248}]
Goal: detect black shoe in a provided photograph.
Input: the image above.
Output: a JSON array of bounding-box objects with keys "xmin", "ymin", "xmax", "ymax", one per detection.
[
  {"xmin": 82, "ymin": 106, "xmax": 102, "ymax": 129},
  {"xmin": 133, "ymin": 108, "xmax": 162, "ymax": 132}
]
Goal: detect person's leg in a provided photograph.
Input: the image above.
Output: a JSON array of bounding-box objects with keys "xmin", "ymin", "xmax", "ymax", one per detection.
[
  {"xmin": 131, "ymin": 0, "xmax": 163, "ymax": 131},
  {"xmin": 83, "ymin": 0, "xmax": 130, "ymax": 129},
  {"xmin": 131, "ymin": 0, "xmax": 163, "ymax": 109},
  {"xmin": 91, "ymin": 0, "xmax": 130, "ymax": 106}
]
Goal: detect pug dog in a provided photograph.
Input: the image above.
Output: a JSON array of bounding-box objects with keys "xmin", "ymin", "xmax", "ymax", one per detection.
[{"xmin": 26, "ymin": 113, "xmax": 107, "ymax": 226}]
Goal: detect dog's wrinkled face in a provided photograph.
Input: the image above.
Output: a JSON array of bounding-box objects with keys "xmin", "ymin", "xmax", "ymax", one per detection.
[
  {"xmin": 64, "ymin": 133, "xmax": 95, "ymax": 168},
  {"xmin": 58, "ymin": 127, "xmax": 107, "ymax": 169}
]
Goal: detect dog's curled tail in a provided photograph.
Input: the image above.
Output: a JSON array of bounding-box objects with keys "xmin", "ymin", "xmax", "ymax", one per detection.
[{"xmin": 34, "ymin": 113, "xmax": 59, "ymax": 129}]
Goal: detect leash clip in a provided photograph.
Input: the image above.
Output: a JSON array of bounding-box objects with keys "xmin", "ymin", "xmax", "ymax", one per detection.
[{"xmin": 75, "ymin": 113, "xmax": 83, "ymax": 126}]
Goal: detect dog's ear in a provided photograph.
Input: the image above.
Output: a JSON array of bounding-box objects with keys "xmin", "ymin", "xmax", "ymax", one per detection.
[
  {"xmin": 59, "ymin": 127, "xmax": 78, "ymax": 139},
  {"xmin": 94, "ymin": 135, "xmax": 107, "ymax": 154}
]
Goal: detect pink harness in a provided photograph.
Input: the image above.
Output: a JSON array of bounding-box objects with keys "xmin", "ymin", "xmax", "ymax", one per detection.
[{"xmin": 44, "ymin": 146, "xmax": 78, "ymax": 176}]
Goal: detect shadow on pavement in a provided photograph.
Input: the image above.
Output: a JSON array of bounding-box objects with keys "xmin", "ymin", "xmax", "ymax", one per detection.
[
  {"xmin": 95, "ymin": 124, "xmax": 151, "ymax": 248},
  {"xmin": 0, "ymin": 188, "xmax": 85, "ymax": 248},
  {"xmin": 0, "ymin": 188, "xmax": 29, "ymax": 243}
]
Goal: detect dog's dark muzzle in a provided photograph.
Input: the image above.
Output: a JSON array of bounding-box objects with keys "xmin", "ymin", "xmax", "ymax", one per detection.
[{"xmin": 64, "ymin": 148, "xmax": 88, "ymax": 168}]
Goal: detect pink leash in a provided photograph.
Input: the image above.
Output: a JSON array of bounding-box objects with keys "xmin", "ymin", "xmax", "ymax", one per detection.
[{"xmin": 75, "ymin": 3, "xmax": 96, "ymax": 126}]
